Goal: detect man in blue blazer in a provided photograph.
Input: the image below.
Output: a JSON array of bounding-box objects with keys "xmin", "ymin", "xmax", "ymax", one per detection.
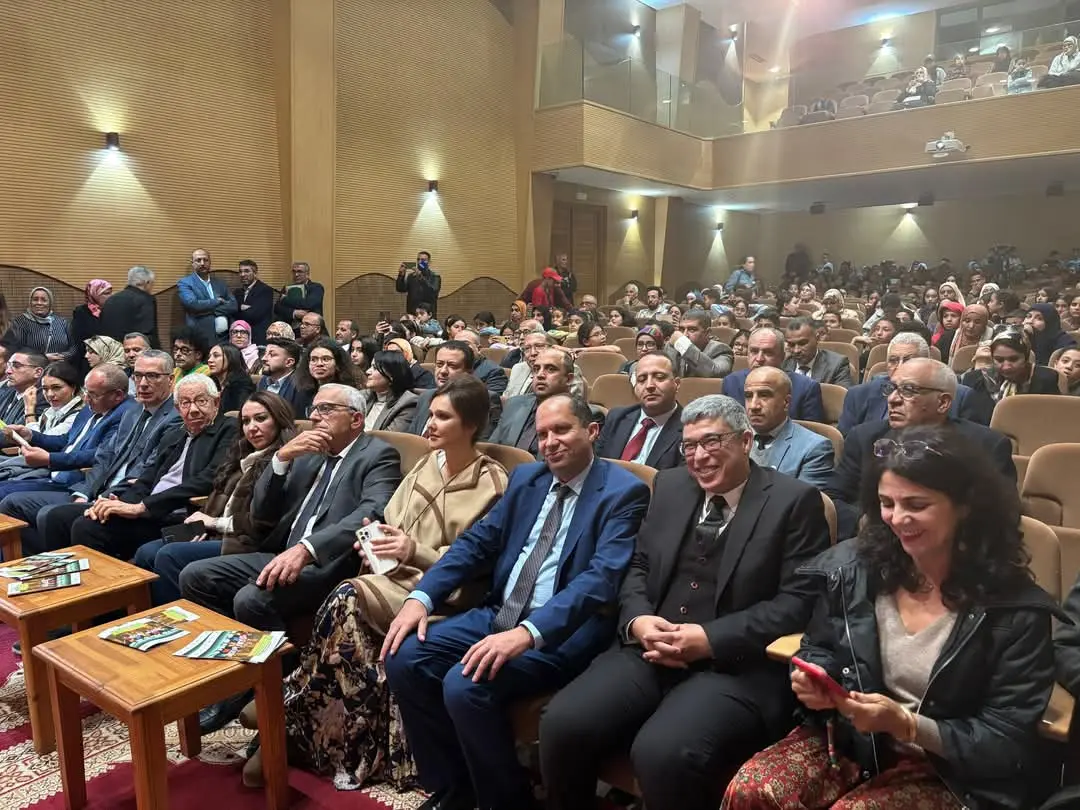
[
  {"xmin": 0, "ymin": 364, "xmax": 133, "ymax": 500},
  {"xmin": 177, "ymin": 249, "xmax": 237, "ymax": 346},
  {"xmin": 836, "ymin": 333, "xmax": 993, "ymax": 434},
  {"xmin": 382, "ymin": 394, "xmax": 651, "ymax": 810},
  {"xmin": 722, "ymin": 327, "xmax": 825, "ymax": 422}
]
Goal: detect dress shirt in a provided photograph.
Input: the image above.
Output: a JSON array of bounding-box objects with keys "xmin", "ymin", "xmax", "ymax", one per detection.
[
  {"xmin": 629, "ymin": 406, "xmax": 677, "ymax": 464},
  {"xmin": 409, "ymin": 460, "xmax": 594, "ymax": 648},
  {"xmin": 150, "ymin": 435, "xmax": 192, "ymax": 495},
  {"xmin": 750, "ymin": 420, "xmax": 787, "ymax": 466},
  {"xmin": 48, "ymin": 413, "xmax": 102, "ymax": 481},
  {"xmin": 793, "ymin": 353, "xmax": 817, "ymax": 375},
  {"xmin": 271, "ymin": 434, "xmax": 360, "ymax": 562},
  {"xmin": 265, "ymin": 371, "xmax": 292, "ymax": 395}
]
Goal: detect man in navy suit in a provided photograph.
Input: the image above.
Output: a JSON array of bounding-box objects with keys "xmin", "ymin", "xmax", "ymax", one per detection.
[
  {"xmin": 744, "ymin": 367, "xmax": 833, "ymax": 489},
  {"xmin": 382, "ymin": 394, "xmax": 651, "ymax": 810},
  {"xmin": 177, "ymin": 249, "xmax": 237, "ymax": 346},
  {"xmin": 596, "ymin": 352, "xmax": 683, "ymax": 469},
  {"xmin": 837, "ymin": 333, "xmax": 992, "ymax": 434},
  {"xmin": 233, "ymin": 259, "xmax": 274, "ymax": 344},
  {"xmin": 256, "ymin": 338, "xmax": 312, "ymax": 417},
  {"xmin": 722, "ymin": 327, "xmax": 825, "ymax": 422}
]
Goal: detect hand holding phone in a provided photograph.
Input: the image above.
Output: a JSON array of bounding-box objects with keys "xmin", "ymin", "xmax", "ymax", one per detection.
[
  {"xmin": 355, "ymin": 523, "xmax": 398, "ymax": 575},
  {"xmin": 792, "ymin": 656, "xmax": 849, "ymax": 701}
]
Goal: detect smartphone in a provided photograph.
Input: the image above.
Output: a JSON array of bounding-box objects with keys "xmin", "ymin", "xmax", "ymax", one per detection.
[
  {"xmin": 356, "ymin": 524, "xmax": 397, "ymax": 575},
  {"xmin": 162, "ymin": 522, "xmax": 206, "ymax": 544},
  {"xmin": 403, "ymin": 261, "xmax": 417, "ymax": 270},
  {"xmin": 791, "ymin": 656, "xmax": 849, "ymax": 699}
]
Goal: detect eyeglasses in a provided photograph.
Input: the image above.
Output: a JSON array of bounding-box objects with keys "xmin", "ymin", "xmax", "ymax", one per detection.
[
  {"xmin": 678, "ymin": 431, "xmax": 742, "ymax": 457},
  {"xmin": 229, "ymin": 329, "xmax": 248, "ymax": 336},
  {"xmin": 177, "ymin": 396, "xmax": 214, "ymax": 410},
  {"xmin": 7, "ymin": 361, "xmax": 32, "ymax": 370},
  {"xmin": 132, "ymin": 371, "xmax": 169, "ymax": 382},
  {"xmin": 310, "ymin": 403, "xmax": 357, "ymax": 417},
  {"xmin": 173, "ymin": 346, "xmax": 194, "ymax": 356},
  {"xmin": 881, "ymin": 380, "xmax": 946, "ymax": 400},
  {"xmin": 309, "ymin": 355, "xmax": 335, "ymax": 366},
  {"xmin": 872, "ymin": 438, "xmax": 943, "ymax": 460}
]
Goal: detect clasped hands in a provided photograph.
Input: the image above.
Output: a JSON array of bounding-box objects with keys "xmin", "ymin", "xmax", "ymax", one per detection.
[
  {"xmin": 630, "ymin": 615, "xmax": 712, "ymax": 668},
  {"xmin": 791, "ymin": 669, "xmax": 915, "ymax": 740},
  {"xmin": 83, "ymin": 494, "xmax": 147, "ymax": 522}
]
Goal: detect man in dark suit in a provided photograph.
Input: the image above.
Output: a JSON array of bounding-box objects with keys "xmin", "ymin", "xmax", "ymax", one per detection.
[
  {"xmin": 837, "ymin": 333, "xmax": 992, "ymax": 434},
  {"xmin": 666, "ymin": 309, "xmax": 733, "ymax": 378},
  {"xmin": 782, "ymin": 317, "xmax": 853, "ymax": 388},
  {"xmin": 20, "ymin": 351, "xmax": 183, "ymax": 554},
  {"xmin": 540, "ymin": 394, "xmax": 830, "ymax": 810},
  {"xmin": 826, "ymin": 358, "xmax": 1015, "ymax": 538},
  {"xmin": 99, "ymin": 265, "xmax": 160, "ymax": 348},
  {"xmin": 62, "ymin": 374, "xmax": 237, "ymax": 560},
  {"xmin": 383, "ymin": 394, "xmax": 651, "ymax": 810},
  {"xmin": 488, "ymin": 348, "xmax": 574, "ymax": 457},
  {"xmin": 722, "ymin": 327, "xmax": 825, "ymax": 422},
  {"xmin": 177, "ymin": 249, "xmax": 237, "ymax": 346},
  {"xmin": 273, "ymin": 261, "xmax": 325, "ymax": 325},
  {"xmin": 0, "ymin": 351, "xmax": 45, "ymax": 428},
  {"xmin": 596, "ymin": 352, "xmax": 683, "ymax": 469},
  {"xmin": 233, "ymin": 259, "xmax": 274, "ymax": 344},
  {"xmin": 256, "ymin": 338, "xmax": 312, "ymax": 416},
  {"xmin": 407, "ymin": 341, "xmax": 499, "ymax": 437},
  {"xmin": 457, "ymin": 329, "xmax": 508, "ymax": 400}
]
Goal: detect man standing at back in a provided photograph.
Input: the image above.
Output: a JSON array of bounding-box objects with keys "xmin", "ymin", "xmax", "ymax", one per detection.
[
  {"xmin": 782, "ymin": 317, "xmax": 853, "ymax": 388},
  {"xmin": 177, "ymin": 249, "xmax": 236, "ymax": 346},
  {"xmin": 667, "ymin": 309, "xmax": 733, "ymax": 378},
  {"xmin": 100, "ymin": 266, "xmax": 159, "ymax": 348},
  {"xmin": 596, "ymin": 352, "xmax": 683, "ymax": 470},
  {"xmin": 382, "ymin": 394, "xmax": 651, "ymax": 810},
  {"xmin": 724, "ymin": 256, "xmax": 757, "ymax": 293},
  {"xmin": 722, "ymin": 328, "xmax": 825, "ymax": 422},
  {"xmin": 396, "ymin": 251, "xmax": 442, "ymax": 316},
  {"xmin": 233, "ymin": 259, "xmax": 273, "ymax": 344},
  {"xmin": 274, "ymin": 261, "xmax": 325, "ymax": 326}
]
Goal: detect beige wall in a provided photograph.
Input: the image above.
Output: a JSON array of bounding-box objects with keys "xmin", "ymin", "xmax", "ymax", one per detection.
[{"xmin": 743, "ymin": 78, "xmax": 790, "ymax": 132}]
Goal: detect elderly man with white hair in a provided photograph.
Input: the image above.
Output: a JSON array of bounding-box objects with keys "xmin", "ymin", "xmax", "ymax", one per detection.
[
  {"xmin": 64, "ymin": 373, "xmax": 238, "ymax": 559},
  {"xmin": 99, "ymin": 265, "xmax": 160, "ymax": 347}
]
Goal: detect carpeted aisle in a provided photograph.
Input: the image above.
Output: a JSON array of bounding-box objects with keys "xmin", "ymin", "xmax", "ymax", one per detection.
[{"xmin": 0, "ymin": 625, "xmax": 425, "ymax": 810}]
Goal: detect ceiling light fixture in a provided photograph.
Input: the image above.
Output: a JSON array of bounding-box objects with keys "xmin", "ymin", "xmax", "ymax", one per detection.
[
  {"xmin": 716, "ymin": 222, "xmax": 724, "ymax": 231},
  {"xmin": 968, "ymin": 46, "xmax": 979, "ymax": 53},
  {"xmin": 985, "ymin": 26, "xmax": 1000, "ymax": 34},
  {"xmin": 729, "ymin": 24, "xmax": 739, "ymax": 33},
  {"xmin": 901, "ymin": 202, "xmax": 918, "ymax": 209}
]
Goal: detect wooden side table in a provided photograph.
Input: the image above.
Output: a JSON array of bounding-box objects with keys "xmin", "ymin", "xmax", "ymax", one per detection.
[
  {"xmin": 35, "ymin": 599, "xmax": 292, "ymax": 810},
  {"xmin": 0, "ymin": 544, "xmax": 155, "ymax": 753},
  {"xmin": 0, "ymin": 513, "xmax": 28, "ymax": 561}
]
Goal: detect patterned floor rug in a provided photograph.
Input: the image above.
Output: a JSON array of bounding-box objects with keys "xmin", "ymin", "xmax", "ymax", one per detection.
[{"xmin": 0, "ymin": 625, "xmax": 426, "ymax": 809}]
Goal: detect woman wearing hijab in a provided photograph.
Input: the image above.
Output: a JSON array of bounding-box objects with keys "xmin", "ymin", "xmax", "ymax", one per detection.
[
  {"xmin": 937, "ymin": 281, "xmax": 966, "ymax": 309},
  {"xmin": 83, "ymin": 336, "xmax": 126, "ymax": 369},
  {"xmin": 1025, "ymin": 302, "xmax": 1078, "ymax": 366},
  {"xmin": 1041, "ymin": 36, "xmax": 1080, "ymax": 87},
  {"xmin": 228, "ymin": 320, "xmax": 262, "ymax": 374},
  {"xmin": 961, "ymin": 326, "xmax": 1061, "ymax": 414},
  {"xmin": 948, "ymin": 304, "xmax": 993, "ymax": 368},
  {"xmin": 70, "ymin": 279, "xmax": 113, "ymax": 374},
  {"xmin": 384, "ymin": 336, "xmax": 434, "ymax": 389},
  {"xmin": 0, "ymin": 287, "xmax": 76, "ymax": 362}
]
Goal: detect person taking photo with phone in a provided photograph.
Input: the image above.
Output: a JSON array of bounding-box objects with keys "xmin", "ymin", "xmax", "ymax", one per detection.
[{"xmin": 396, "ymin": 251, "xmax": 442, "ymax": 318}]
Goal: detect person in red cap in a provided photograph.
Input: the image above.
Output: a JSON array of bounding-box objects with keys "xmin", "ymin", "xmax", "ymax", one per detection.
[{"xmin": 521, "ymin": 267, "xmax": 572, "ymax": 311}]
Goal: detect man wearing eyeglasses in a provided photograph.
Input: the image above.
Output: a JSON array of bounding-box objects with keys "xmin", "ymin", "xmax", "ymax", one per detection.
[
  {"xmin": 541, "ymin": 394, "xmax": 830, "ymax": 810},
  {"xmin": 5, "ymin": 351, "xmax": 182, "ymax": 557},
  {"xmin": 826, "ymin": 358, "xmax": 1015, "ymax": 538},
  {"xmin": 0, "ymin": 352, "xmax": 46, "ymax": 428}
]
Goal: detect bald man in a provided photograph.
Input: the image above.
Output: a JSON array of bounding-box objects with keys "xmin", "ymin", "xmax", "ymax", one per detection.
[{"xmin": 744, "ymin": 366, "xmax": 834, "ymax": 489}]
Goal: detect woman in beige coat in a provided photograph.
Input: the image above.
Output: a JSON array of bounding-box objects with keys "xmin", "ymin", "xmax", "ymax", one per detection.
[{"xmin": 251, "ymin": 375, "xmax": 508, "ymax": 791}]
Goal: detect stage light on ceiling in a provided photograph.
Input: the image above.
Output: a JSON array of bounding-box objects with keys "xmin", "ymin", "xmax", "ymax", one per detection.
[
  {"xmin": 985, "ymin": 26, "xmax": 1000, "ymax": 34},
  {"xmin": 901, "ymin": 202, "xmax": 919, "ymax": 210},
  {"xmin": 729, "ymin": 24, "xmax": 738, "ymax": 33}
]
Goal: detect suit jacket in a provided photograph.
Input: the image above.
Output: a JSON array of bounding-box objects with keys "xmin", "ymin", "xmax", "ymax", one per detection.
[
  {"xmin": 760, "ymin": 419, "xmax": 834, "ymax": 490},
  {"xmin": 177, "ymin": 272, "xmax": 237, "ymax": 344},
  {"xmin": 273, "ymin": 281, "xmax": 325, "ymax": 322},
  {"xmin": 252, "ymin": 432, "xmax": 401, "ymax": 583},
  {"xmin": 474, "ymin": 357, "xmax": 508, "ymax": 398},
  {"xmin": 415, "ymin": 459, "xmax": 650, "ymax": 664},
  {"xmin": 75, "ymin": 399, "xmax": 183, "ymax": 499},
  {"xmin": 122, "ymin": 413, "xmax": 238, "ymax": 519},
  {"xmin": 407, "ymin": 385, "xmax": 499, "ymax": 439},
  {"xmin": 836, "ymin": 376, "xmax": 992, "ymax": 435},
  {"xmin": 365, "ymin": 389, "xmax": 419, "ymax": 432},
  {"xmin": 667, "ymin": 339, "xmax": 734, "ymax": 379},
  {"xmin": 595, "ymin": 404, "xmax": 683, "ymax": 470},
  {"xmin": 783, "ymin": 349, "xmax": 853, "ymax": 389},
  {"xmin": 99, "ymin": 285, "xmax": 159, "ymax": 348},
  {"xmin": 257, "ymin": 373, "xmax": 313, "ymax": 418},
  {"xmin": 30, "ymin": 399, "xmax": 136, "ymax": 486},
  {"xmin": 825, "ymin": 417, "xmax": 1016, "ymax": 538},
  {"xmin": 723, "ymin": 369, "xmax": 825, "ymax": 422},
  {"xmin": 959, "ymin": 366, "xmax": 1062, "ymax": 419},
  {"xmin": 618, "ymin": 463, "xmax": 830, "ymax": 733},
  {"xmin": 488, "ymin": 394, "xmax": 536, "ymax": 449},
  {"xmin": 233, "ymin": 279, "xmax": 274, "ymax": 344}
]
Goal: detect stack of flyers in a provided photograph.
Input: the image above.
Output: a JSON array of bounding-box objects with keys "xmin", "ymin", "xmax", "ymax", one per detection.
[
  {"xmin": 1, "ymin": 558, "xmax": 89, "ymax": 581},
  {"xmin": 7, "ymin": 572, "xmax": 81, "ymax": 596},
  {"xmin": 99, "ymin": 605, "xmax": 200, "ymax": 651},
  {"xmin": 0, "ymin": 551, "xmax": 77, "ymax": 578},
  {"xmin": 173, "ymin": 630, "xmax": 287, "ymax": 664}
]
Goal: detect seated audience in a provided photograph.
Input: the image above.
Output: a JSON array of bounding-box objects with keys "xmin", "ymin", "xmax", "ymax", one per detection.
[
  {"xmin": 472, "ymin": 310, "xmax": 499, "ymax": 337},
  {"xmin": 986, "ymin": 288, "xmax": 1021, "ymax": 325},
  {"xmin": 229, "ymin": 320, "xmax": 263, "ymax": 373},
  {"xmin": 407, "ymin": 341, "xmax": 499, "ymax": 438},
  {"xmin": 0, "ymin": 352, "xmax": 45, "ymax": 427},
  {"xmin": 745, "ymin": 367, "xmax": 834, "ymax": 489},
  {"xmin": 252, "ymin": 377, "xmax": 509, "ymax": 789},
  {"xmin": 607, "ymin": 306, "xmax": 635, "ymax": 329},
  {"xmin": 0, "ymin": 287, "xmax": 76, "ymax": 363},
  {"xmin": 540, "ymin": 394, "xmax": 830, "ymax": 810},
  {"xmin": 575, "ymin": 321, "xmax": 621, "ymax": 354},
  {"xmin": 636, "ymin": 286, "xmax": 670, "ymax": 321},
  {"xmin": 915, "ymin": 286, "xmax": 939, "ymax": 327},
  {"xmin": 180, "ymin": 383, "xmax": 400, "ymax": 728},
  {"xmin": 894, "ymin": 67, "xmax": 936, "ymax": 108},
  {"xmin": 294, "ymin": 337, "xmax": 355, "ymax": 415},
  {"xmin": 1007, "ymin": 57, "xmax": 1035, "ymax": 94},
  {"xmin": 945, "ymin": 53, "xmax": 969, "ymax": 80},
  {"xmin": 362, "ymin": 350, "xmax": 419, "ymax": 432},
  {"xmin": 382, "ymin": 394, "xmax": 649, "ymax": 810},
  {"xmin": 753, "ymin": 308, "xmax": 779, "ymax": 329},
  {"xmin": 782, "ymin": 317, "xmax": 853, "ymax": 388},
  {"xmin": 83, "ymin": 335, "xmax": 125, "ymax": 370},
  {"xmin": 207, "ymin": 342, "xmax": 257, "ymax": 414},
  {"xmin": 298, "ymin": 312, "xmax": 327, "ymax": 347},
  {"xmin": 932, "ymin": 300, "xmax": 964, "ymax": 356},
  {"xmin": 171, "ymin": 326, "xmax": 210, "ymax": 384},
  {"xmin": 334, "ymin": 319, "xmax": 360, "ymax": 348},
  {"xmin": 350, "ymin": 335, "xmax": 381, "ymax": 378},
  {"xmin": 99, "ymin": 266, "xmax": 159, "ymax": 348},
  {"xmin": 70, "ymin": 279, "xmax": 113, "ymax": 374},
  {"xmin": 121, "ymin": 332, "xmax": 151, "ymax": 393},
  {"xmin": 1026, "ymin": 302, "xmax": 1078, "ymax": 366},
  {"xmin": 384, "ymin": 336, "xmax": 435, "ymax": 389},
  {"xmin": 135, "ymin": 391, "xmax": 295, "ymax": 605},
  {"xmin": 257, "ymin": 338, "xmax": 312, "ymax": 416},
  {"xmin": 64, "ymin": 374, "xmax": 237, "ymax": 559},
  {"xmin": 19, "ymin": 362, "xmax": 83, "ymax": 436},
  {"xmin": 826, "ymin": 359, "xmax": 1014, "ymax": 538},
  {"xmin": 489, "ymin": 348, "xmax": 576, "ymax": 456},
  {"xmin": 991, "ymin": 44, "xmax": 1012, "ymax": 72},
  {"xmin": 723, "ymin": 328, "xmax": 825, "ymax": 422},
  {"xmin": 725, "ymin": 426, "xmax": 1062, "ymax": 810},
  {"xmin": 1056, "ymin": 347, "xmax": 1080, "ymax": 395},
  {"xmin": 620, "ymin": 325, "xmax": 666, "ymax": 379},
  {"xmin": 1040, "ymin": 36, "xmax": 1080, "ymax": 87},
  {"xmin": 923, "ymin": 53, "xmax": 946, "ymax": 85},
  {"xmin": 595, "ymin": 352, "xmax": 683, "ymax": 469},
  {"xmin": 960, "ymin": 326, "xmax": 1061, "ymax": 412},
  {"xmin": 666, "ymin": 309, "xmax": 734, "ymax": 378},
  {"xmin": 507, "ymin": 326, "xmax": 551, "ymax": 397},
  {"xmin": 946, "ymin": 304, "xmax": 992, "ymax": 367},
  {"xmin": 838, "ymin": 333, "xmax": 991, "ymax": 433},
  {"xmin": 454, "ymin": 329, "xmax": 509, "ymax": 399},
  {"xmin": 853, "ymin": 316, "xmax": 898, "ymax": 376}
]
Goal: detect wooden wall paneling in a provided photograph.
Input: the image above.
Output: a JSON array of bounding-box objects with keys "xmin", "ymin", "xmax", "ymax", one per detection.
[
  {"xmin": 551, "ymin": 202, "xmax": 574, "ymax": 265},
  {"xmin": 336, "ymin": 275, "xmax": 518, "ymax": 332},
  {"xmin": 571, "ymin": 204, "xmax": 603, "ymax": 298}
]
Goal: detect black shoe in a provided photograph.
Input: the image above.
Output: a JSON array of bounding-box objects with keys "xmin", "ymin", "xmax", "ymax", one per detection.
[
  {"xmin": 198, "ymin": 689, "xmax": 254, "ymax": 734},
  {"xmin": 13, "ymin": 626, "xmax": 71, "ymax": 657},
  {"xmin": 417, "ymin": 786, "xmax": 476, "ymax": 810}
]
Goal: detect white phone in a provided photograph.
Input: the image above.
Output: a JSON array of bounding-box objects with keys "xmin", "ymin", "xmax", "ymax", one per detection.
[{"xmin": 356, "ymin": 523, "xmax": 397, "ymax": 575}]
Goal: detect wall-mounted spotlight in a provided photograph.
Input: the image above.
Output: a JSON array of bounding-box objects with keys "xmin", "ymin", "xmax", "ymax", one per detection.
[
  {"xmin": 629, "ymin": 209, "xmax": 639, "ymax": 220},
  {"xmin": 632, "ymin": 24, "xmax": 641, "ymax": 37},
  {"xmin": 105, "ymin": 132, "xmax": 120, "ymax": 151},
  {"xmin": 715, "ymin": 222, "xmax": 724, "ymax": 231},
  {"xmin": 880, "ymin": 36, "xmax": 892, "ymax": 48},
  {"xmin": 427, "ymin": 180, "xmax": 439, "ymax": 193},
  {"xmin": 729, "ymin": 24, "xmax": 738, "ymax": 33}
]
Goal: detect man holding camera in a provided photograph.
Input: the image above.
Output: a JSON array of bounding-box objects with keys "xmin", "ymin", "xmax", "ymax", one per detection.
[{"xmin": 396, "ymin": 251, "xmax": 442, "ymax": 317}]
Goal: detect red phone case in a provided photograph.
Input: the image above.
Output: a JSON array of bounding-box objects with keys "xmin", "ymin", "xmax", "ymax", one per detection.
[{"xmin": 791, "ymin": 656, "xmax": 849, "ymax": 698}]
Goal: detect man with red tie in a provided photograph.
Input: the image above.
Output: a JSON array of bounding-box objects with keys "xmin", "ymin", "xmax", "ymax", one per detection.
[{"xmin": 595, "ymin": 352, "xmax": 684, "ymax": 470}]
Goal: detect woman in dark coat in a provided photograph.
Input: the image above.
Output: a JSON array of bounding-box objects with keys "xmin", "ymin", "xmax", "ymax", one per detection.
[
  {"xmin": 960, "ymin": 326, "xmax": 1061, "ymax": 415},
  {"xmin": 70, "ymin": 279, "xmax": 113, "ymax": 375}
]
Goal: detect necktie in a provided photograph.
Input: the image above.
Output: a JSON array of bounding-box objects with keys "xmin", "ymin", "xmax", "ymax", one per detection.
[
  {"xmin": 798, "ymin": 365, "xmax": 811, "ymax": 376},
  {"xmin": 493, "ymin": 484, "xmax": 572, "ymax": 632},
  {"xmin": 620, "ymin": 417, "xmax": 656, "ymax": 461},
  {"xmin": 517, "ymin": 406, "xmax": 538, "ymax": 454},
  {"xmin": 106, "ymin": 410, "xmax": 153, "ymax": 487},
  {"xmin": 699, "ymin": 496, "xmax": 730, "ymax": 536},
  {"xmin": 754, "ymin": 434, "xmax": 771, "ymax": 450},
  {"xmin": 286, "ymin": 456, "xmax": 341, "ymax": 549}
]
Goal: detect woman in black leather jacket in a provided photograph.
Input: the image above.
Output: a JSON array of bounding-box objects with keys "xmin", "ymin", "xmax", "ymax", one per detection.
[{"xmin": 724, "ymin": 425, "xmax": 1066, "ymax": 810}]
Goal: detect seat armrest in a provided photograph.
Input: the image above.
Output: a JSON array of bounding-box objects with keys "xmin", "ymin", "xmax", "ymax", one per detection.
[
  {"xmin": 189, "ymin": 496, "xmax": 208, "ymax": 508},
  {"xmin": 766, "ymin": 633, "xmax": 803, "ymax": 663}
]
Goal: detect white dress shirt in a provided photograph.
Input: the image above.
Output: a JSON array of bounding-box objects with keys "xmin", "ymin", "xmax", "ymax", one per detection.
[{"xmin": 629, "ymin": 406, "xmax": 677, "ymax": 464}]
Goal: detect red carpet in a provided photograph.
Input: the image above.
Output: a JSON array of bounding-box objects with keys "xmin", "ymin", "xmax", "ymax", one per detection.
[{"xmin": 0, "ymin": 624, "xmax": 425, "ymax": 810}]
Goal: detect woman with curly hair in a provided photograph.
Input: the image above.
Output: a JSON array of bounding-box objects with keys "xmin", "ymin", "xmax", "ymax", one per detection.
[{"xmin": 724, "ymin": 425, "xmax": 1064, "ymax": 810}]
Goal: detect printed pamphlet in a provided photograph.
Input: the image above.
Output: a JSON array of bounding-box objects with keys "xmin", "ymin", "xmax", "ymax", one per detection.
[
  {"xmin": 7, "ymin": 572, "xmax": 81, "ymax": 596},
  {"xmin": 173, "ymin": 630, "xmax": 286, "ymax": 664},
  {"xmin": 98, "ymin": 606, "xmax": 200, "ymax": 651}
]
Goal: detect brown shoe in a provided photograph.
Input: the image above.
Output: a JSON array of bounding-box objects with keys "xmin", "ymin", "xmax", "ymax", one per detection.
[
  {"xmin": 238, "ymin": 699, "xmax": 258, "ymax": 730},
  {"xmin": 242, "ymin": 746, "xmax": 264, "ymax": 789}
]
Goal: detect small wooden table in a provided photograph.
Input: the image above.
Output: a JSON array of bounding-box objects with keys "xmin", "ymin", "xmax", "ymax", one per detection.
[
  {"xmin": 0, "ymin": 513, "xmax": 28, "ymax": 561},
  {"xmin": 0, "ymin": 544, "xmax": 155, "ymax": 753},
  {"xmin": 34, "ymin": 599, "xmax": 292, "ymax": 810}
]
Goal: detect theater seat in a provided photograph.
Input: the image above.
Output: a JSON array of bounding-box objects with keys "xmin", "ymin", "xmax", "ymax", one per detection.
[
  {"xmin": 576, "ymin": 352, "xmax": 626, "ymax": 385},
  {"xmin": 935, "ymin": 88, "xmax": 968, "ymax": 104},
  {"xmin": 588, "ymin": 374, "xmax": 636, "ymax": 410},
  {"xmin": 819, "ymin": 383, "xmax": 847, "ymax": 426},
  {"xmin": 835, "ymin": 106, "xmax": 864, "ymax": 119},
  {"xmin": 476, "ymin": 442, "xmax": 534, "ymax": 474},
  {"xmin": 608, "ymin": 459, "xmax": 657, "ymax": 491},
  {"xmin": 970, "ymin": 84, "xmax": 996, "ymax": 99},
  {"xmin": 866, "ymin": 101, "xmax": 896, "ymax": 115},
  {"xmin": 839, "ymin": 94, "xmax": 869, "ymax": 110},
  {"xmin": 777, "ymin": 106, "xmax": 807, "ymax": 128},
  {"xmin": 939, "ymin": 77, "xmax": 972, "ymax": 92},
  {"xmin": 820, "ymin": 341, "xmax": 859, "ymax": 373},
  {"xmin": 604, "ymin": 326, "xmax": 636, "ymax": 342},
  {"xmin": 825, "ymin": 327, "xmax": 858, "ymax": 344},
  {"xmin": 794, "ymin": 420, "xmax": 843, "ymax": 463},
  {"xmin": 801, "ymin": 110, "xmax": 834, "ymax": 124},
  {"xmin": 368, "ymin": 429, "xmax": 429, "ymax": 474},
  {"xmin": 614, "ymin": 337, "xmax": 636, "ymax": 358},
  {"xmin": 1021, "ymin": 444, "xmax": 1080, "ymax": 596},
  {"xmin": 480, "ymin": 347, "xmax": 507, "ymax": 365},
  {"xmin": 870, "ymin": 88, "xmax": 900, "ymax": 104},
  {"xmin": 708, "ymin": 326, "xmax": 736, "ymax": 344},
  {"xmin": 675, "ymin": 378, "xmax": 724, "ymax": 407},
  {"xmin": 976, "ymin": 71, "xmax": 1008, "ymax": 87},
  {"xmin": 991, "ymin": 395, "xmax": 1080, "ymax": 456}
]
